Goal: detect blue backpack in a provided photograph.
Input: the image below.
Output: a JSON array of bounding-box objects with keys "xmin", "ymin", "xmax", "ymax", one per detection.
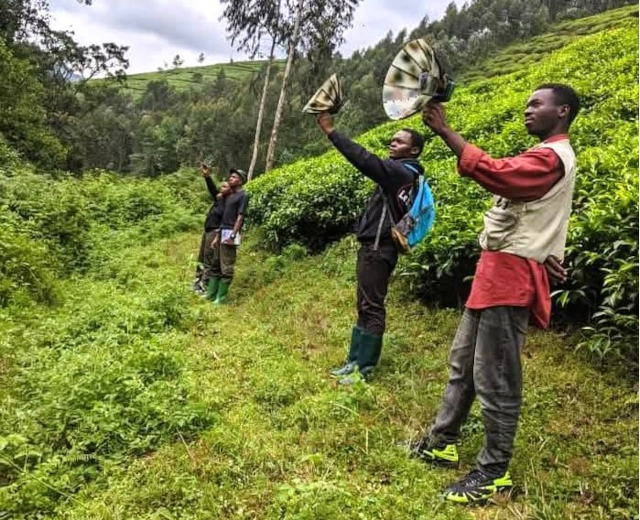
[{"xmin": 381, "ymin": 163, "xmax": 436, "ymax": 254}]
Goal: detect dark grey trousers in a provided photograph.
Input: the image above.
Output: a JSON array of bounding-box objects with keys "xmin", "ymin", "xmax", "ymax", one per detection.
[
  {"xmin": 430, "ymin": 306, "xmax": 529, "ymax": 477},
  {"xmin": 206, "ymin": 242, "xmax": 237, "ymax": 283},
  {"xmin": 356, "ymin": 241, "xmax": 398, "ymax": 336},
  {"xmin": 195, "ymin": 231, "xmax": 206, "ymax": 278},
  {"xmin": 202, "ymin": 230, "xmax": 219, "ymax": 284}
]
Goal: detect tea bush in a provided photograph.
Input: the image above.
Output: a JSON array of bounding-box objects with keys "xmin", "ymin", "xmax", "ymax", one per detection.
[{"xmin": 247, "ymin": 27, "xmax": 639, "ymax": 360}]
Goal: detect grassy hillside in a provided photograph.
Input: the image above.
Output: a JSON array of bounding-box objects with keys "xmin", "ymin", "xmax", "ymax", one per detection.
[
  {"xmin": 1, "ymin": 232, "xmax": 637, "ymax": 519},
  {"xmin": 1, "ymin": 6, "xmax": 637, "ymax": 519},
  {"xmin": 460, "ymin": 5, "xmax": 639, "ymax": 83},
  {"xmin": 98, "ymin": 60, "xmax": 282, "ymax": 99}
]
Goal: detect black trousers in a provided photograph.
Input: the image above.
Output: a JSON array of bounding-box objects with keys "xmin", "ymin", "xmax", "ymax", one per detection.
[{"xmin": 356, "ymin": 241, "xmax": 398, "ymax": 336}]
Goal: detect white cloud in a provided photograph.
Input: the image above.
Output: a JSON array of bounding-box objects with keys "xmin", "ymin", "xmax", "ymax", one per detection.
[
  {"xmin": 341, "ymin": 0, "xmax": 452, "ymax": 54},
  {"xmin": 48, "ymin": 0, "xmax": 457, "ymax": 74}
]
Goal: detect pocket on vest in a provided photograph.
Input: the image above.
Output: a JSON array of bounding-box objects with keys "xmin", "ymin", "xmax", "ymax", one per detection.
[{"xmin": 480, "ymin": 206, "xmax": 519, "ymax": 250}]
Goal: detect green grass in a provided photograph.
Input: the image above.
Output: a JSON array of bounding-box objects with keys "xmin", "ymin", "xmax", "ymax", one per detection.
[
  {"xmin": 2, "ymin": 232, "xmax": 636, "ymax": 519},
  {"xmin": 459, "ymin": 5, "xmax": 639, "ymax": 84},
  {"xmin": 96, "ymin": 60, "xmax": 283, "ymax": 99},
  {"xmin": 2, "ymin": 6, "xmax": 638, "ymax": 517}
]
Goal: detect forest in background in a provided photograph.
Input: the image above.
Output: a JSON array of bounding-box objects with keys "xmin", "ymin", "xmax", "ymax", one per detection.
[{"xmin": 0, "ymin": 0, "xmax": 635, "ymax": 177}]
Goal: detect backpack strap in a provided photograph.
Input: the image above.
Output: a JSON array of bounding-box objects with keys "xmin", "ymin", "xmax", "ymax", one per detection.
[
  {"xmin": 373, "ymin": 193, "xmax": 388, "ymax": 251},
  {"xmin": 404, "ymin": 163, "xmax": 420, "ymax": 175},
  {"xmin": 373, "ymin": 162, "xmax": 421, "ymax": 250}
]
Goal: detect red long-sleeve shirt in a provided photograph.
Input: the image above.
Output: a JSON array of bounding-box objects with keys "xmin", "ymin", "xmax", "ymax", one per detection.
[{"xmin": 458, "ymin": 134, "xmax": 569, "ymax": 329}]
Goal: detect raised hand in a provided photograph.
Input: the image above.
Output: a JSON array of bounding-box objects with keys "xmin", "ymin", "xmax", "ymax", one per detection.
[
  {"xmin": 200, "ymin": 163, "xmax": 211, "ymax": 178},
  {"xmin": 316, "ymin": 112, "xmax": 335, "ymax": 135},
  {"xmin": 422, "ymin": 102, "xmax": 448, "ymax": 135}
]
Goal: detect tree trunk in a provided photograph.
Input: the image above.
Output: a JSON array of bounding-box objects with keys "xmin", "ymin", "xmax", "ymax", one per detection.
[
  {"xmin": 264, "ymin": 0, "xmax": 303, "ymax": 172},
  {"xmin": 248, "ymin": 37, "xmax": 277, "ymax": 181}
]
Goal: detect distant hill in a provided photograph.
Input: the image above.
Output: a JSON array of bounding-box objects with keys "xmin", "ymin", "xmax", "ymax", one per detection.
[
  {"xmin": 459, "ymin": 4, "xmax": 638, "ymax": 83},
  {"xmin": 99, "ymin": 5, "xmax": 638, "ymax": 102},
  {"xmin": 97, "ymin": 60, "xmax": 284, "ymax": 99}
]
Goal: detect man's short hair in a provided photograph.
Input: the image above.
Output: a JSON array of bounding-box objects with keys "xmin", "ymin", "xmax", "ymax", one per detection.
[
  {"xmin": 401, "ymin": 128, "xmax": 425, "ymax": 157},
  {"xmin": 535, "ymin": 83, "xmax": 581, "ymax": 126}
]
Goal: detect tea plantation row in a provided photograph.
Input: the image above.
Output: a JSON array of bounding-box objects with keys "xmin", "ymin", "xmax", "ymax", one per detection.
[{"xmin": 247, "ymin": 27, "xmax": 639, "ymax": 362}]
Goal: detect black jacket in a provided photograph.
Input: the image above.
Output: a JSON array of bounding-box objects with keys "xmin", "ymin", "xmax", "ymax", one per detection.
[
  {"xmin": 203, "ymin": 177, "xmax": 224, "ymax": 231},
  {"xmin": 329, "ymin": 131, "xmax": 424, "ymax": 243}
]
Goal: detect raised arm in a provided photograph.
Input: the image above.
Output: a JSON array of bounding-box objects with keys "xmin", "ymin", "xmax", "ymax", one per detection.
[
  {"xmin": 317, "ymin": 113, "xmax": 392, "ymax": 186},
  {"xmin": 422, "ymin": 103, "xmax": 466, "ymax": 159},
  {"xmin": 200, "ymin": 163, "xmax": 218, "ymax": 199},
  {"xmin": 422, "ymin": 103, "xmax": 562, "ymax": 200},
  {"xmin": 457, "ymin": 145, "xmax": 562, "ymax": 200}
]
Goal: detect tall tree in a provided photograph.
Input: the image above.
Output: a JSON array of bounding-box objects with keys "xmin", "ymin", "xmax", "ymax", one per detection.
[
  {"xmin": 220, "ymin": 0, "xmax": 283, "ymax": 180},
  {"xmin": 264, "ymin": 0, "xmax": 360, "ymax": 172},
  {"xmin": 0, "ymin": 0, "xmax": 129, "ymax": 170},
  {"xmin": 263, "ymin": 0, "xmax": 301, "ymax": 173},
  {"xmin": 248, "ymin": 37, "xmax": 277, "ymax": 179}
]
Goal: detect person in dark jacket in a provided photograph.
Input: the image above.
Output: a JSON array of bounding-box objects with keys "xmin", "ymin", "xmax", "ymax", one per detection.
[
  {"xmin": 206, "ymin": 168, "xmax": 249, "ymax": 304},
  {"xmin": 193, "ymin": 163, "xmax": 226, "ymax": 294},
  {"xmin": 200, "ymin": 163, "xmax": 232, "ymax": 300},
  {"xmin": 317, "ymin": 112, "xmax": 424, "ymax": 384}
]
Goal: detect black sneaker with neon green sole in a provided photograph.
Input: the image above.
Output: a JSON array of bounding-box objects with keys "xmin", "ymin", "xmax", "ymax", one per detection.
[
  {"xmin": 409, "ymin": 438, "xmax": 459, "ymax": 467},
  {"xmin": 443, "ymin": 469, "xmax": 513, "ymax": 504}
]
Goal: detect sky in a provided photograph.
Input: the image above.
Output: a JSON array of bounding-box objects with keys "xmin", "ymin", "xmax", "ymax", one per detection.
[{"xmin": 48, "ymin": 0, "xmax": 458, "ymax": 74}]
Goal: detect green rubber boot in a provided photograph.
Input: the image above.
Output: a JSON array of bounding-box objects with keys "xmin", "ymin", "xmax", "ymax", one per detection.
[
  {"xmin": 214, "ymin": 280, "xmax": 231, "ymax": 305},
  {"xmin": 339, "ymin": 332, "xmax": 383, "ymax": 384},
  {"xmin": 330, "ymin": 326, "xmax": 361, "ymax": 377},
  {"xmin": 205, "ymin": 277, "xmax": 220, "ymax": 301}
]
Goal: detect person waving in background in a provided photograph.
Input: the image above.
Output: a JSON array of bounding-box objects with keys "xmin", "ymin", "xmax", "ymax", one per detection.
[
  {"xmin": 206, "ymin": 168, "xmax": 249, "ymax": 305},
  {"xmin": 317, "ymin": 112, "xmax": 424, "ymax": 384},
  {"xmin": 192, "ymin": 162, "xmax": 225, "ymax": 295},
  {"xmin": 410, "ymin": 84, "xmax": 579, "ymax": 505},
  {"xmin": 200, "ymin": 164, "xmax": 232, "ymax": 301}
]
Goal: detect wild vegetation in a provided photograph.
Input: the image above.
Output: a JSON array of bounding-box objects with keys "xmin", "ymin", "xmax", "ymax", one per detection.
[
  {"xmin": 0, "ymin": 166, "xmax": 203, "ymax": 307},
  {"xmin": 1, "ymin": 231, "xmax": 637, "ymax": 518},
  {"xmin": 0, "ymin": 2, "xmax": 637, "ymax": 518}
]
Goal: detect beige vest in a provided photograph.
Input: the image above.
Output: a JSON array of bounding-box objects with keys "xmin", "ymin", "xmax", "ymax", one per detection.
[{"xmin": 479, "ymin": 139, "xmax": 576, "ymax": 263}]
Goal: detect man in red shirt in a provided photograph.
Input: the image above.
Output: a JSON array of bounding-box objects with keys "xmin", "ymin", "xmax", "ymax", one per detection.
[{"xmin": 410, "ymin": 84, "xmax": 580, "ymax": 504}]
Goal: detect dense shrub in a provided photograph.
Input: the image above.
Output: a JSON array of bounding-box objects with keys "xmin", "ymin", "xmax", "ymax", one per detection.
[
  {"xmin": 0, "ymin": 212, "xmax": 217, "ymax": 514},
  {"xmin": 0, "ymin": 167, "xmax": 206, "ymax": 307},
  {"xmin": 0, "ymin": 279, "xmax": 215, "ymax": 515},
  {"xmin": 247, "ymin": 27, "xmax": 639, "ymax": 360},
  {"xmin": 0, "ymin": 209, "xmax": 59, "ymax": 306},
  {"xmin": 0, "ymin": 164, "xmax": 215, "ymax": 515}
]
